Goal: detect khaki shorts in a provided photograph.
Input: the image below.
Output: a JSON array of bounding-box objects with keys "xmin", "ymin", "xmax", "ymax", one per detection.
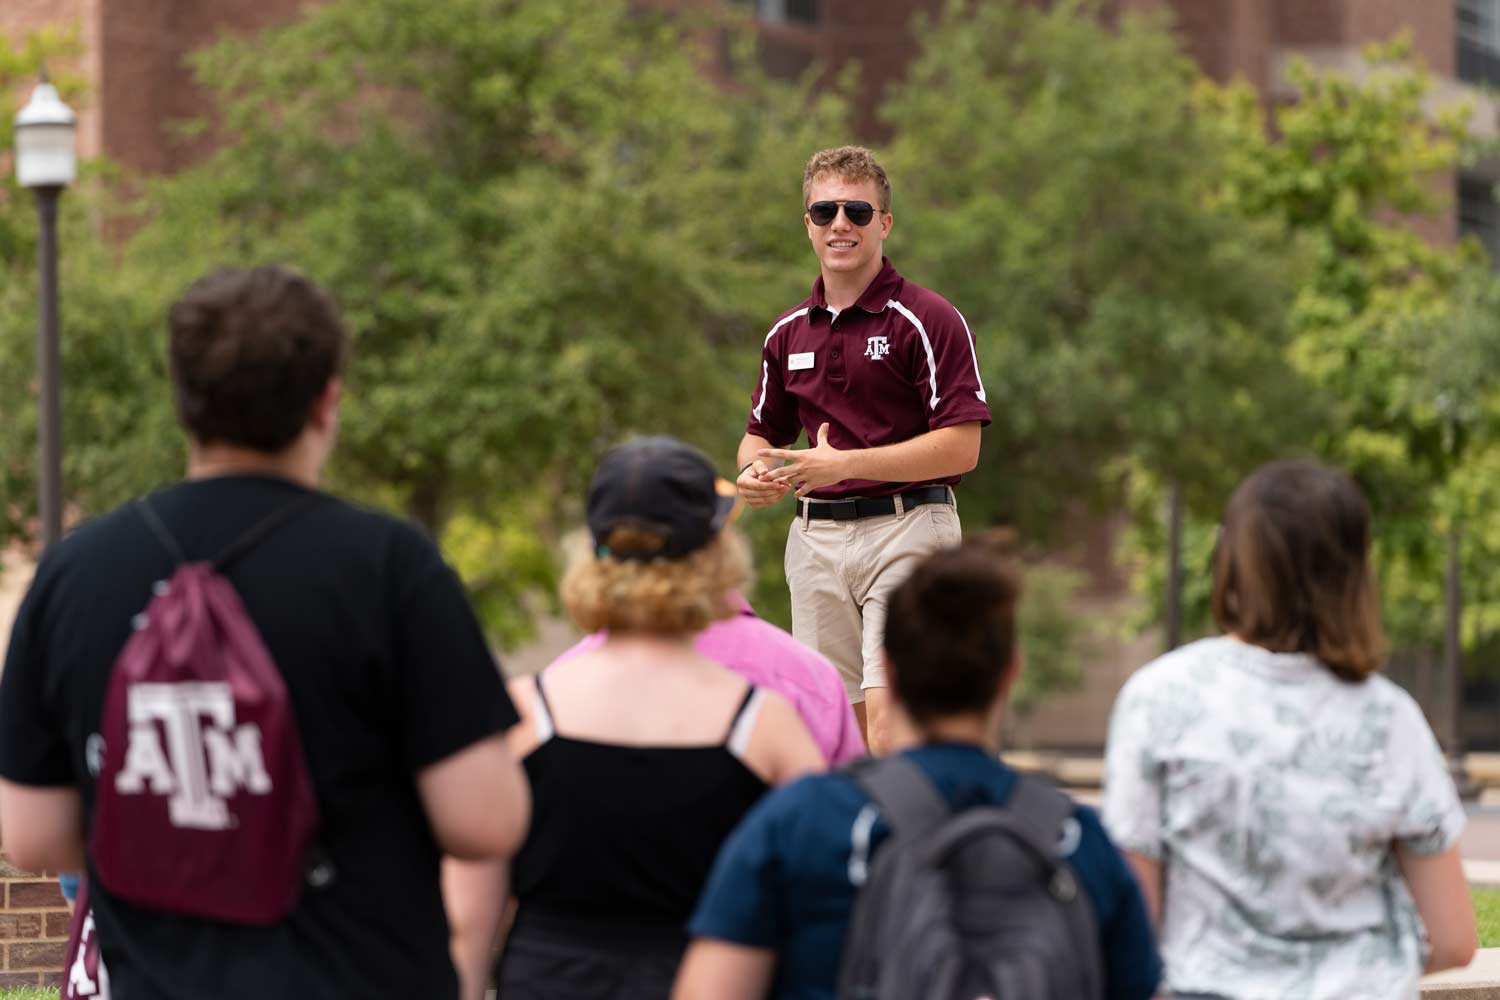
[{"xmin": 784, "ymin": 495, "xmax": 962, "ymax": 702}]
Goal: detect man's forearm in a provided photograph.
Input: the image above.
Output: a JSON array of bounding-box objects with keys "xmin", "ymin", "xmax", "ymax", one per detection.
[
  {"xmin": 840, "ymin": 423, "xmax": 980, "ymax": 484},
  {"xmin": 738, "ymin": 433, "xmax": 774, "ymax": 471},
  {"xmin": 0, "ymin": 781, "xmax": 85, "ymax": 873}
]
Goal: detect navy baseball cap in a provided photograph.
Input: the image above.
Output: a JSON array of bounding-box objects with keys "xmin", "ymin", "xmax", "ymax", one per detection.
[{"xmin": 587, "ymin": 436, "xmax": 741, "ymax": 561}]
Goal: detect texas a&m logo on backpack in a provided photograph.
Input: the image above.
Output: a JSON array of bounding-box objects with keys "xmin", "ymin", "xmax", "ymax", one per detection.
[
  {"xmin": 113, "ymin": 681, "xmax": 273, "ymax": 830},
  {"xmin": 89, "ymin": 499, "xmax": 322, "ymax": 925}
]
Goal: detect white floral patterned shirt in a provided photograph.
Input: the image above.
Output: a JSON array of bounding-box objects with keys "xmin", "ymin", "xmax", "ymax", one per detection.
[{"xmin": 1103, "ymin": 636, "xmax": 1465, "ymax": 1000}]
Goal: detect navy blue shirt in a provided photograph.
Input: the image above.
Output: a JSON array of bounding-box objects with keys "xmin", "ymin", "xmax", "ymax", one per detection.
[{"xmin": 689, "ymin": 744, "xmax": 1161, "ymax": 1000}]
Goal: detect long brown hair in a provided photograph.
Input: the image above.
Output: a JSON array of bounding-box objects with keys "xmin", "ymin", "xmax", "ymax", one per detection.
[{"xmin": 1211, "ymin": 460, "xmax": 1385, "ymax": 682}]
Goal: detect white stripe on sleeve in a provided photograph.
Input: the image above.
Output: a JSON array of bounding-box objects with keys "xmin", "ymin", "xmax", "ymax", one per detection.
[
  {"xmin": 887, "ymin": 299, "xmax": 940, "ymax": 409},
  {"xmin": 752, "ymin": 307, "xmax": 811, "ymax": 423},
  {"xmin": 953, "ymin": 306, "xmax": 987, "ymax": 403}
]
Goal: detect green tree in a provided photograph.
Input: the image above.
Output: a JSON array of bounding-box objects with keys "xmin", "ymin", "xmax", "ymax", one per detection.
[
  {"xmin": 3, "ymin": 0, "xmax": 848, "ymax": 644},
  {"xmin": 881, "ymin": 0, "xmax": 1313, "ymax": 539},
  {"xmin": 1185, "ymin": 40, "xmax": 1498, "ymax": 655},
  {"xmin": 876, "ymin": 0, "xmax": 1314, "ymax": 691}
]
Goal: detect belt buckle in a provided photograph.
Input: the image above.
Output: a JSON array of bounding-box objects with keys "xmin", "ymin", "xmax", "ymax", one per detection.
[{"xmin": 829, "ymin": 499, "xmax": 859, "ymax": 521}]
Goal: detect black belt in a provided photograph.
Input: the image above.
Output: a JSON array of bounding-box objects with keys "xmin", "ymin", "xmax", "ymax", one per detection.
[{"xmin": 796, "ymin": 486, "xmax": 952, "ymax": 521}]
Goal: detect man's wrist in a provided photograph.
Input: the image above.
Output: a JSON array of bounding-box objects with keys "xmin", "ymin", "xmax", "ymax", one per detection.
[
  {"xmin": 738, "ymin": 460, "xmax": 756, "ymax": 477},
  {"xmin": 833, "ymin": 450, "xmax": 857, "ymax": 482}
]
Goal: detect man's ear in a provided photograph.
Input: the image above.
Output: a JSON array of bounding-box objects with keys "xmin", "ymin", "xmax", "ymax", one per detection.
[
  {"xmin": 308, "ymin": 377, "xmax": 343, "ymax": 432},
  {"xmin": 879, "ymin": 211, "xmax": 893, "ymax": 241},
  {"xmin": 997, "ymin": 648, "xmax": 1023, "ymax": 702}
]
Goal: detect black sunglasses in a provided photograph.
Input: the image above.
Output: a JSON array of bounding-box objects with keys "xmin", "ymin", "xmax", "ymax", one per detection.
[{"xmin": 807, "ymin": 200, "xmax": 880, "ymax": 227}]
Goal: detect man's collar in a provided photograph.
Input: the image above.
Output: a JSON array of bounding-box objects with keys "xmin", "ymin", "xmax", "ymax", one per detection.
[{"xmin": 811, "ymin": 257, "xmax": 902, "ymax": 317}]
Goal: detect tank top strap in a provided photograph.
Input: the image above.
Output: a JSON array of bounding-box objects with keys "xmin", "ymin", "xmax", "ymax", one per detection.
[
  {"xmin": 724, "ymin": 686, "xmax": 766, "ymax": 760},
  {"xmin": 531, "ymin": 672, "xmax": 557, "ymax": 744}
]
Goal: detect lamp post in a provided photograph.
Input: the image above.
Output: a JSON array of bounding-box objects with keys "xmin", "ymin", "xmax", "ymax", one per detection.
[{"xmin": 14, "ymin": 74, "xmax": 76, "ymax": 548}]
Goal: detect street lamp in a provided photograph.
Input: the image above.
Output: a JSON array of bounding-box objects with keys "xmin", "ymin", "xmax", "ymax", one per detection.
[{"xmin": 14, "ymin": 73, "xmax": 76, "ymax": 547}]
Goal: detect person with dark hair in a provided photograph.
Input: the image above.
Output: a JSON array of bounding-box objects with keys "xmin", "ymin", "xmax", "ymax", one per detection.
[
  {"xmin": 1103, "ymin": 460, "xmax": 1476, "ymax": 999},
  {"xmin": 443, "ymin": 436, "xmax": 824, "ymax": 1000},
  {"xmin": 0, "ymin": 266, "xmax": 531, "ymax": 998},
  {"xmin": 673, "ymin": 543, "xmax": 1160, "ymax": 1000}
]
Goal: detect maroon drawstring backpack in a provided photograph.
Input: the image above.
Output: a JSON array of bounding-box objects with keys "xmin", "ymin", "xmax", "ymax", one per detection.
[
  {"xmin": 62, "ymin": 875, "xmax": 109, "ymax": 999},
  {"xmin": 90, "ymin": 498, "xmax": 324, "ymax": 924}
]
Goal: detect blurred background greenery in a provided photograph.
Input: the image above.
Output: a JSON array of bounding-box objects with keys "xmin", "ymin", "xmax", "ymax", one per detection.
[{"xmin": 4, "ymin": 0, "xmax": 1500, "ymax": 720}]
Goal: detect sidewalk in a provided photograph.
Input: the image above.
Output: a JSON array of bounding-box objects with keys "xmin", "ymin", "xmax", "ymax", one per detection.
[{"xmin": 1423, "ymin": 950, "xmax": 1500, "ymax": 998}]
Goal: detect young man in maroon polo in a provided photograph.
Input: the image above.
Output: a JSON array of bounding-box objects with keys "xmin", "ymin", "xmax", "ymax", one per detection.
[{"xmin": 735, "ymin": 146, "xmax": 990, "ymax": 754}]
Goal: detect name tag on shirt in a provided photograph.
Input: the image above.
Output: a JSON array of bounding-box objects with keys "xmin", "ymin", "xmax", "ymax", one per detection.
[{"xmin": 789, "ymin": 352, "xmax": 815, "ymax": 371}]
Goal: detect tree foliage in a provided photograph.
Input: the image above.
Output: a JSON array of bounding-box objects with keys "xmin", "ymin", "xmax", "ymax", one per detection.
[
  {"xmin": 881, "ymin": 0, "xmax": 1315, "ymax": 540},
  {"xmin": 4, "ymin": 1, "xmax": 846, "ymax": 645},
  {"xmin": 1139, "ymin": 39, "xmax": 1500, "ymax": 656}
]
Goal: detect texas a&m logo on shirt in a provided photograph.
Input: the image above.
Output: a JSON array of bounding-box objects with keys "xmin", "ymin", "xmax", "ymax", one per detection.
[
  {"xmin": 112, "ymin": 681, "xmax": 273, "ymax": 830},
  {"xmin": 864, "ymin": 335, "xmax": 890, "ymax": 361}
]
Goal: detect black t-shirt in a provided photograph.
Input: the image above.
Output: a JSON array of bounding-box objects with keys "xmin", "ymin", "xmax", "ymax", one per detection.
[{"xmin": 0, "ymin": 475, "xmax": 520, "ymax": 999}]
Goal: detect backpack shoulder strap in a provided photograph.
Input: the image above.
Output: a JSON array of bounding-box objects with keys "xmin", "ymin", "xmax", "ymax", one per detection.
[
  {"xmin": 212, "ymin": 495, "xmax": 321, "ymax": 572},
  {"xmin": 136, "ymin": 499, "xmax": 188, "ymax": 565},
  {"xmin": 1002, "ymin": 773, "xmax": 1105, "ymax": 996},
  {"xmin": 1002, "ymin": 772, "xmax": 1077, "ymax": 857},
  {"xmin": 847, "ymin": 753, "xmax": 950, "ymax": 838}
]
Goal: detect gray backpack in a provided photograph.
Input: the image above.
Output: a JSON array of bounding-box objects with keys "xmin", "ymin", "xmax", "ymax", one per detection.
[{"xmin": 836, "ymin": 755, "xmax": 1104, "ymax": 1000}]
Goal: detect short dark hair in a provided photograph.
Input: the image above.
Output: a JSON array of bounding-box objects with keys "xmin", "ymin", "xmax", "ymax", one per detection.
[
  {"xmin": 168, "ymin": 266, "xmax": 349, "ymax": 452},
  {"xmin": 883, "ymin": 544, "xmax": 1022, "ymax": 724},
  {"xmin": 1211, "ymin": 460, "xmax": 1385, "ymax": 682}
]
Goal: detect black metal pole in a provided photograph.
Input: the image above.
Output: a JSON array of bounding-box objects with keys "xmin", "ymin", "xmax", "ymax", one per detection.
[
  {"xmin": 35, "ymin": 185, "xmax": 62, "ymax": 548},
  {"xmin": 1445, "ymin": 524, "xmax": 1463, "ymax": 755},
  {"xmin": 1165, "ymin": 479, "xmax": 1183, "ymax": 651}
]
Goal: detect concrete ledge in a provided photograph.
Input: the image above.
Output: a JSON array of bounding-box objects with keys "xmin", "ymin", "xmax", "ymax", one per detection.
[
  {"xmin": 1422, "ymin": 949, "xmax": 1500, "ymax": 998},
  {"xmin": 1002, "ymin": 751, "xmax": 1500, "ymax": 795},
  {"xmin": 1002, "ymin": 751, "xmax": 1101, "ymax": 789},
  {"xmin": 1467, "ymin": 860, "xmax": 1500, "ymax": 888},
  {"xmin": 1471, "ymin": 755, "xmax": 1500, "ymax": 788}
]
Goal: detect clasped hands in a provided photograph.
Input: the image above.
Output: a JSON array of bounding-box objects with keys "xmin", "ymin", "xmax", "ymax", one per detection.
[{"xmin": 737, "ymin": 424, "xmax": 846, "ymax": 507}]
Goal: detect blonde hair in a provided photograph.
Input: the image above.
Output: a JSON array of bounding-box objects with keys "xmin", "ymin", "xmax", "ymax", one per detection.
[
  {"xmin": 802, "ymin": 145, "xmax": 892, "ymax": 212},
  {"xmin": 561, "ymin": 527, "xmax": 751, "ymax": 634}
]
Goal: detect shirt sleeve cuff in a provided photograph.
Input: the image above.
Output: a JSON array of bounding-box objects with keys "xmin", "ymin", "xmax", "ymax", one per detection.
[
  {"xmin": 1109, "ymin": 832, "xmax": 1164, "ymax": 861},
  {"xmin": 1401, "ymin": 803, "xmax": 1467, "ymax": 857},
  {"xmin": 928, "ymin": 407, "xmax": 991, "ymax": 431},
  {"xmin": 745, "ymin": 421, "xmax": 799, "ymax": 448},
  {"xmin": 687, "ymin": 913, "xmax": 778, "ymax": 949}
]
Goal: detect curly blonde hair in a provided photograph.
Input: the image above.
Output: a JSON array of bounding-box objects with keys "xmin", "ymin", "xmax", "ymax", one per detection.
[
  {"xmin": 802, "ymin": 145, "xmax": 892, "ymax": 212},
  {"xmin": 561, "ymin": 527, "xmax": 752, "ymax": 634}
]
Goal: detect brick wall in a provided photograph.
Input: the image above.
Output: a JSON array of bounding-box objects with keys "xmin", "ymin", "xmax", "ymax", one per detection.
[{"xmin": 0, "ymin": 852, "xmax": 69, "ymax": 989}]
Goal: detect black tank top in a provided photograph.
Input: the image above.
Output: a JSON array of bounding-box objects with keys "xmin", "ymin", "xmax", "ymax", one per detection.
[{"xmin": 509, "ymin": 673, "xmax": 771, "ymax": 928}]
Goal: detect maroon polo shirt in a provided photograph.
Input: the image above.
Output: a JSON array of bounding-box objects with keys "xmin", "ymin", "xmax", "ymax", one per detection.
[{"xmin": 745, "ymin": 258, "xmax": 991, "ymax": 499}]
